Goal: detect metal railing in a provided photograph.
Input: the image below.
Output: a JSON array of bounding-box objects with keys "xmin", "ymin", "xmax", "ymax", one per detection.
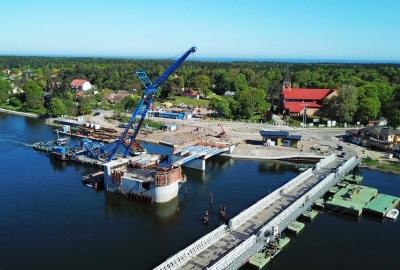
[
  {"xmin": 229, "ymin": 168, "xmax": 313, "ymax": 230},
  {"xmin": 154, "ymin": 156, "xmax": 360, "ymax": 270},
  {"xmin": 213, "ymin": 156, "xmax": 360, "ymax": 270},
  {"xmin": 153, "ymin": 224, "xmax": 228, "ymax": 270}
]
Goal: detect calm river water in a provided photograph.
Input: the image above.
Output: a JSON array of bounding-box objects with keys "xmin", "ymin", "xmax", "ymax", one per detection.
[{"xmin": 0, "ymin": 112, "xmax": 399, "ymax": 270}]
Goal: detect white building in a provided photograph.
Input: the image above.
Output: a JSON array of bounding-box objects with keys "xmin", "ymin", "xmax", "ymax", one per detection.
[{"xmin": 70, "ymin": 79, "xmax": 92, "ymax": 91}]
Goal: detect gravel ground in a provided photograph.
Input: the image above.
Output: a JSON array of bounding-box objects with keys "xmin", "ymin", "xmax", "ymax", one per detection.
[{"xmin": 73, "ymin": 109, "xmax": 400, "ymax": 163}]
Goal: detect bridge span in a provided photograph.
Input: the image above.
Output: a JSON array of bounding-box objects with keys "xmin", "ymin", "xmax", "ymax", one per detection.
[
  {"xmin": 170, "ymin": 143, "xmax": 234, "ymax": 170},
  {"xmin": 154, "ymin": 154, "xmax": 360, "ymax": 270}
]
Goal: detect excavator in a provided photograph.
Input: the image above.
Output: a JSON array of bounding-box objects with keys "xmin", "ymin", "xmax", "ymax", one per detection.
[{"xmin": 217, "ymin": 123, "xmax": 227, "ymax": 138}]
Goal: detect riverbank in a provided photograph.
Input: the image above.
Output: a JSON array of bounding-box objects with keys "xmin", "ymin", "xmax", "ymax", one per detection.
[
  {"xmin": 2, "ymin": 107, "xmax": 398, "ymax": 172},
  {"xmin": 0, "ymin": 108, "xmax": 39, "ymax": 118},
  {"xmin": 360, "ymin": 158, "xmax": 400, "ymax": 174}
]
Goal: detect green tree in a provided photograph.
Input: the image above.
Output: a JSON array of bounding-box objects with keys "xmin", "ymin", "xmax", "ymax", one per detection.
[
  {"xmin": 227, "ymin": 97, "xmax": 239, "ymax": 117},
  {"xmin": 101, "ymin": 88, "xmax": 114, "ymax": 104},
  {"xmin": 79, "ymin": 102, "xmax": 92, "ymax": 115},
  {"xmin": 48, "ymin": 97, "xmax": 67, "ymax": 117},
  {"xmin": 357, "ymin": 97, "xmax": 380, "ymax": 124},
  {"xmin": 214, "ymin": 69, "xmax": 232, "ymax": 94},
  {"xmin": 235, "ymin": 87, "xmax": 267, "ymax": 118},
  {"xmin": 64, "ymin": 99, "xmax": 78, "ymax": 116},
  {"xmin": 387, "ymin": 110, "xmax": 400, "ymax": 129},
  {"xmin": 193, "ymin": 75, "xmax": 211, "ymax": 98},
  {"xmin": 0, "ymin": 80, "xmax": 11, "ymax": 104},
  {"xmin": 123, "ymin": 95, "xmax": 141, "ymax": 111},
  {"xmin": 324, "ymin": 84, "xmax": 358, "ymax": 123},
  {"xmin": 8, "ymin": 96, "xmax": 22, "ymax": 107},
  {"xmin": 208, "ymin": 96, "xmax": 231, "ymax": 117},
  {"xmin": 23, "ymin": 80, "xmax": 43, "ymax": 110},
  {"xmin": 233, "ymin": 73, "xmax": 248, "ymax": 93},
  {"xmin": 257, "ymin": 77, "xmax": 269, "ymax": 91}
]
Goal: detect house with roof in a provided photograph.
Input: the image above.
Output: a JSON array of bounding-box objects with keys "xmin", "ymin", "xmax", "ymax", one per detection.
[
  {"xmin": 346, "ymin": 126, "xmax": 400, "ymax": 150},
  {"xmin": 23, "ymin": 69, "xmax": 34, "ymax": 76},
  {"xmin": 9, "ymin": 73, "xmax": 20, "ymax": 80},
  {"xmin": 259, "ymin": 130, "xmax": 302, "ymax": 148},
  {"xmin": 279, "ymin": 66, "xmax": 338, "ymax": 116},
  {"xmin": 70, "ymin": 79, "xmax": 92, "ymax": 91},
  {"xmin": 182, "ymin": 90, "xmax": 199, "ymax": 99},
  {"xmin": 9, "ymin": 85, "xmax": 23, "ymax": 94}
]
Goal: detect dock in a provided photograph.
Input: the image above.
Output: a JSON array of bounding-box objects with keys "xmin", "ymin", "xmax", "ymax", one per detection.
[
  {"xmin": 323, "ymin": 184, "xmax": 400, "ymax": 217},
  {"xmin": 301, "ymin": 209, "xmax": 318, "ymax": 221},
  {"xmin": 364, "ymin": 194, "xmax": 400, "ymax": 217},
  {"xmin": 286, "ymin": 221, "xmax": 305, "ymax": 234},
  {"xmin": 247, "ymin": 236, "xmax": 290, "ymax": 269},
  {"xmin": 324, "ymin": 185, "xmax": 378, "ymax": 216}
]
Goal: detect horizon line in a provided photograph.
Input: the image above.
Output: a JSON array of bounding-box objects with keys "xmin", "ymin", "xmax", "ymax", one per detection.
[{"xmin": 1, "ymin": 53, "xmax": 400, "ymax": 64}]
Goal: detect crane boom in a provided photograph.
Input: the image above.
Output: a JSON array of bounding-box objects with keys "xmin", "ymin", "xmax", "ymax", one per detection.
[{"xmin": 107, "ymin": 46, "xmax": 197, "ymax": 162}]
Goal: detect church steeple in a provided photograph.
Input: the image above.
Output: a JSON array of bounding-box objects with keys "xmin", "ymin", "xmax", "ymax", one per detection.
[{"xmin": 282, "ymin": 64, "xmax": 291, "ymax": 91}]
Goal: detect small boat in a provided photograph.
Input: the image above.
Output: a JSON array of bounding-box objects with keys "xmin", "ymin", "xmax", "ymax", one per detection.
[
  {"xmin": 123, "ymin": 138, "xmax": 147, "ymax": 156},
  {"xmin": 56, "ymin": 137, "xmax": 69, "ymax": 146},
  {"xmin": 386, "ymin": 208, "xmax": 399, "ymax": 220}
]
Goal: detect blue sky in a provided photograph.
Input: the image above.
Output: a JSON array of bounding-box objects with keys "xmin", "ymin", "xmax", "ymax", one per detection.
[{"xmin": 1, "ymin": 0, "xmax": 399, "ymax": 61}]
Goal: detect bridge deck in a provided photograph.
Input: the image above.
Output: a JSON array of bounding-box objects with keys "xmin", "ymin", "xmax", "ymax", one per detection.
[
  {"xmin": 172, "ymin": 146, "xmax": 230, "ymax": 166},
  {"xmin": 177, "ymin": 157, "xmax": 343, "ymax": 270}
]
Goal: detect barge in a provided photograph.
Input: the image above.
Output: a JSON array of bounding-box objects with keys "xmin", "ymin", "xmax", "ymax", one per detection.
[
  {"xmin": 324, "ymin": 184, "xmax": 400, "ymax": 217},
  {"xmin": 247, "ymin": 235, "xmax": 290, "ymax": 269},
  {"xmin": 286, "ymin": 221, "xmax": 305, "ymax": 235},
  {"xmin": 32, "ymin": 137, "xmax": 69, "ymax": 153},
  {"xmin": 123, "ymin": 138, "xmax": 147, "ymax": 156}
]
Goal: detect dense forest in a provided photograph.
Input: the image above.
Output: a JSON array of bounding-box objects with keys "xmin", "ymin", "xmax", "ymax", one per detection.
[{"xmin": 1, "ymin": 55, "xmax": 400, "ymax": 127}]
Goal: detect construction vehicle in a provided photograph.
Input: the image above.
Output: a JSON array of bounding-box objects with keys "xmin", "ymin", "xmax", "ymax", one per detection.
[
  {"xmin": 107, "ymin": 46, "xmax": 197, "ymax": 162},
  {"xmin": 217, "ymin": 123, "xmax": 227, "ymax": 138}
]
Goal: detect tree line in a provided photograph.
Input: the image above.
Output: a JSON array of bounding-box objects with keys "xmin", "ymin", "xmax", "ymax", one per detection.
[{"xmin": 1, "ymin": 55, "xmax": 400, "ymax": 127}]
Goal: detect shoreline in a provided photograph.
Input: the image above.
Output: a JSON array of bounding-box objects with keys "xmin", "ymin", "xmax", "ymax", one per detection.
[
  {"xmin": 0, "ymin": 108, "xmax": 39, "ymax": 118},
  {"xmin": 359, "ymin": 164, "xmax": 400, "ymax": 175},
  {"xmin": 2, "ymin": 107, "xmax": 398, "ymax": 174}
]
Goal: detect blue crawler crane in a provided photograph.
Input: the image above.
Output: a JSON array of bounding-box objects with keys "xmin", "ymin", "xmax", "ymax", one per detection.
[{"xmin": 107, "ymin": 46, "xmax": 197, "ymax": 162}]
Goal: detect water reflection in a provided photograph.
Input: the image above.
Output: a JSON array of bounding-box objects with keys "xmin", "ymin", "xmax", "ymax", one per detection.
[
  {"xmin": 360, "ymin": 213, "xmax": 386, "ymax": 223},
  {"xmin": 104, "ymin": 191, "xmax": 181, "ymax": 223},
  {"xmin": 257, "ymin": 160, "xmax": 297, "ymax": 174},
  {"xmin": 324, "ymin": 209, "xmax": 362, "ymax": 222}
]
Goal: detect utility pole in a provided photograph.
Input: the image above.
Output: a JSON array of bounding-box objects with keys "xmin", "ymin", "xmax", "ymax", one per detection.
[{"xmin": 301, "ymin": 104, "xmax": 308, "ymax": 138}]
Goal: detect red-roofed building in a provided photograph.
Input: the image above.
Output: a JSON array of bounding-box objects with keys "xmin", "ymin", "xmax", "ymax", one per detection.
[
  {"xmin": 182, "ymin": 90, "xmax": 199, "ymax": 99},
  {"xmin": 280, "ymin": 66, "xmax": 338, "ymax": 116},
  {"xmin": 70, "ymin": 79, "xmax": 92, "ymax": 91}
]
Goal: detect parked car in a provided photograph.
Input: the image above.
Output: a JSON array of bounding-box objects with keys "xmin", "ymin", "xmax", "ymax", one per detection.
[
  {"xmin": 93, "ymin": 112, "xmax": 100, "ymax": 116},
  {"xmin": 340, "ymin": 152, "xmax": 346, "ymax": 158},
  {"xmin": 338, "ymin": 145, "xmax": 343, "ymax": 151}
]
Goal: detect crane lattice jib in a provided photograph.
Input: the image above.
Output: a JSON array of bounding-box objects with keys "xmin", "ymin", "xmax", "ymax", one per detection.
[{"xmin": 107, "ymin": 46, "xmax": 197, "ymax": 162}]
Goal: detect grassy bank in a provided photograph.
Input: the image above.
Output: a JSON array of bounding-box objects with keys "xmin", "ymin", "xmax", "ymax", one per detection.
[{"xmin": 362, "ymin": 157, "xmax": 400, "ymax": 174}]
